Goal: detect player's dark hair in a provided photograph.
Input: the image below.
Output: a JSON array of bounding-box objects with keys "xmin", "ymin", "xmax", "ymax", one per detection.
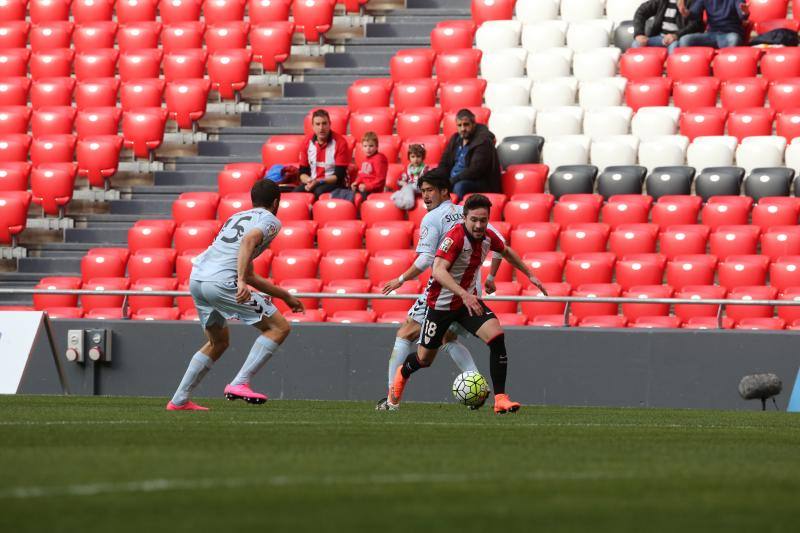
[
  {"xmin": 251, "ymin": 179, "xmax": 281, "ymax": 208},
  {"xmin": 311, "ymin": 108, "xmax": 331, "ymax": 122},
  {"xmin": 418, "ymin": 174, "xmax": 450, "ymax": 193},
  {"xmin": 455, "ymin": 108, "xmax": 476, "ymax": 123},
  {"xmin": 463, "ymin": 193, "xmax": 492, "ymax": 215}
]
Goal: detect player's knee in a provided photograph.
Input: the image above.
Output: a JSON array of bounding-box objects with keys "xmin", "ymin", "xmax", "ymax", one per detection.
[
  {"xmin": 210, "ymin": 337, "xmax": 229, "ymax": 354},
  {"xmin": 397, "ymin": 320, "xmax": 420, "ymax": 341},
  {"xmin": 272, "ymin": 319, "xmax": 292, "ymax": 342}
]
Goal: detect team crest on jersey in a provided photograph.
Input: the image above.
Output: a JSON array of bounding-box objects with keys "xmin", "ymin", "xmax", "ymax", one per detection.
[
  {"xmin": 420, "ymin": 226, "xmax": 429, "ymax": 240},
  {"xmin": 440, "ymin": 237, "xmax": 453, "ymax": 252},
  {"xmin": 266, "ymin": 223, "xmax": 279, "ymax": 237}
]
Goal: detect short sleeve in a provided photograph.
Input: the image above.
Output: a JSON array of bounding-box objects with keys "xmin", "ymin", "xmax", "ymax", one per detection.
[
  {"xmin": 488, "ymin": 228, "xmax": 505, "ymax": 253},
  {"xmin": 436, "ymin": 228, "xmax": 463, "ymax": 263},
  {"xmin": 257, "ymin": 215, "xmax": 282, "ymax": 245},
  {"xmin": 298, "ymin": 138, "xmax": 310, "ymax": 167},
  {"xmin": 333, "ymin": 135, "xmax": 352, "ymax": 166},
  {"xmin": 416, "ymin": 217, "xmax": 441, "ymax": 256}
]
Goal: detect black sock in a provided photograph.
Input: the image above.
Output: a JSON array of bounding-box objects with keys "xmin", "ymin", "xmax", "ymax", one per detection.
[
  {"xmin": 400, "ymin": 352, "xmax": 428, "ymax": 379},
  {"xmin": 488, "ymin": 334, "xmax": 508, "ymax": 395}
]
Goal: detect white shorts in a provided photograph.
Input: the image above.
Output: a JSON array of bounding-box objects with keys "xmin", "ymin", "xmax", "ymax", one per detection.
[
  {"xmin": 189, "ymin": 279, "xmax": 278, "ymax": 329},
  {"xmin": 407, "ymin": 293, "xmax": 468, "ymax": 336}
]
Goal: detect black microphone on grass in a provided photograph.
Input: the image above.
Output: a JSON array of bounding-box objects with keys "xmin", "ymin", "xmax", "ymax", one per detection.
[{"xmin": 738, "ymin": 373, "xmax": 783, "ymax": 411}]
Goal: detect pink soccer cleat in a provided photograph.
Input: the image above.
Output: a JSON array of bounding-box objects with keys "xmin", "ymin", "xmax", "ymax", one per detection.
[
  {"xmin": 224, "ymin": 383, "xmax": 268, "ymax": 405},
  {"xmin": 166, "ymin": 400, "xmax": 209, "ymax": 411}
]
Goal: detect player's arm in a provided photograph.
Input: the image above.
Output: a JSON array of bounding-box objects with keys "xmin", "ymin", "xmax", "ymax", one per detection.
[
  {"xmin": 432, "ymin": 256, "xmax": 484, "ymax": 316},
  {"xmin": 485, "ymin": 253, "xmax": 502, "ymax": 294},
  {"xmin": 244, "ymin": 264, "xmax": 305, "ymax": 313},
  {"xmin": 381, "ymin": 253, "xmax": 430, "ymax": 294},
  {"xmin": 500, "ymin": 246, "xmax": 548, "ymax": 296},
  {"xmin": 235, "ymin": 229, "xmax": 263, "ymax": 303}
]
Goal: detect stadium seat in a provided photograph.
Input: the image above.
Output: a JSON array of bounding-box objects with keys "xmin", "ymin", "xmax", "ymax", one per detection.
[
  {"xmin": 29, "ymin": 0, "xmax": 71, "ymax": 23},
  {"xmin": 571, "ymin": 283, "xmax": 621, "ymax": 322},
  {"xmin": 0, "ymin": 161, "xmax": 31, "ymax": 191},
  {"xmin": 666, "ymin": 47, "xmax": 714, "ymax": 81},
  {"xmin": 161, "ymin": 21, "xmax": 206, "ymax": 53},
  {"xmin": 117, "ymin": 21, "xmax": 161, "ymax": 52},
  {"xmin": 0, "ymin": 49, "xmax": 29, "ymax": 78},
  {"xmin": 695, "ymin": 169, "xmax": 745, "ymax": 202},
  {"xmin": 480, "ymin": 248, "xmax": 513, "ymax": 282},
  {"xmin": 132, "ymin": 307, "xmax": 182, "ymax": 321},
  {"xmin": 248, "ymin": 0, "xmax": 290, "ymax": 23},
  {"xmin": 165, "ymin": 78, "xmax": 211, "ymax": 130},
  {"xmin": 501, "ymin": 164, "xmax": 548, "ymax": 196},
  {"xmin": 708, "ymin": 226, "xmax": 760, "ymax": 260},
  {"xmin": 72, "ymin": 0, "xmax": 114, "ymax": 22},
  {"xmin": 116, "ymin": 0, "xmax": 158, "ymax": 23},
  {"xmin": 630, "ymin": 316, "xmax": 682, "ymax": 329},
  {"xmin": 74, "ymin": 49, "xmax": 118, "ymax": 82},
  {"xmin": 608, "ymin": 224, "xmax": 659, "ymax": 256},
  {"xmin": 620, "ymin": 48, "xmax": 667, "ymax": 81},
  {"xmin": 174, "ymin": 220, "xmax": 220, "ymax": 254},
  {"xmin": 347, "ymin": 79, "xmax": 392, "ymax": 112},
  {"xmin": 475, "ymin": 20, "xmax": 521, "ymax": 53},
  {"xmin": 205, "ymin": 21, "xmax": 249, "ymax": 55},
  {"xmin": 531, "ymin": 77, "xmax": 577, "ymax": 110},
  {"xmin": 520, "ymin": 282, "xmax": 569, "ymax": 322},
  {"xmin": 163, "ymin": 49, "xmax": 207, "ymax": 82},
  {"xmin": 75, "ymin": 107, "xmax": 121, "ymax": 138},
  {"xmin": 81, "ymin": 249, "xmax": 129, "ymax": 281},
  {"xmin": 639, "ymin": 134, "xmax": 690, "ymax": 170},
  {"xmin": 365, "ymin": 221, "xmax": 413, "ymax": 253},
  {"xmin": 33, "ymin": 276, "xmax": 82, "ymax": 310},
  {"xmin": 370, "ymin": 280, "xmax": 422, "ymax": 315},
  {"xmin": 310, "ymin": 199, "xmax": 357, "ymax": 225},
  {"xmin": 485, "ymin": 80, "xmax": 530, "ymax": 110},
  {"xmin": 75, "ymin": 78, "xmax": 118, "ymax": 110},
  {"xmin": 120, "ymin": 79, "xmax": 163, "ymax": 109},
  {"xmin": 122, "ymin": 107, "xmax": 168, "ymax": 159},
  {"xmin": 321, "ymin": 279, "xmax": 371, "ymax": 315},
  {"xmin": 622, "ymin": 285, "xmax": 673, "ymax": 321},
  {"xmin": 208, "ymin": 49, "xmax": 252, "ymax": 100},
  {"xmin": 77, "ymin": 135, "xmax": 124, "ymax": 189},
  {"xmin": 614, "ymin": 254, "xmax": 666, "ymax": 290},
  {"xmin": 271, "ymin": 249, "xmax": 321, "ymax": 282},
  {"xmin": 175, "ymin": 249, "xmax": 202, "ymax": 283},
  {"xmin": 651, "ymin": 194, "xmax": 702, "ymax": 228},
  {"xmin": 202, "ymin": 0, "xmax": 245, "ymax": 23},
  {"xmin": 30, "ymin": 135, "xmax": 75, "ymax": 167},
  {"xmin": 734, "ymin": 317, "xmax": 785, "ymax": 330},
  {"xmin": 316, "ymin": 220, "xmax": 365, "ymax": 253},
  {"xmin": 503, "ymin": 195, "xmax": 554, "ymax": 226},
  {"xmin": 711, "ymin": 47, "xmax": 761, "ymax": 81},
  {"xmin": 128, "ymin": 222, "xmax": 174, "ymax": 253},
  {"xmin": 573, "ymin": 48, "xmax": 620, "ymax": 82},
  {"xmin": 761, "ymin": 48, "xmax": 800, "ymax": 82},
  {"xmin": 267, "ymin": 220, "xmax": 314, "ymax": 253},
  {"xmin": 30, "ymin": 78, "xmax": 74, "ymax": 109},
  {"xmin": 702, "ymin": 196, "xmax": 754, "ymax": 233},
  {"xmin": 127, "ymin": 249, "xmax": 177, "ymax": 281},
  {"xmin": 471, "ymin": 0, "xmax": 515, "ymax": 25},
  {"xmin": 0, "ymin": 78, "xmax": 30, "ymax": 107},
  {"xmin": 393, "ymin": 108, "xmax": 439, "ymax": 140},
  {"xmin": 30, "ymin": 49, "xmax": 74, "ymax": 81},
  {"xmin": 392, "ymin": 79, "xmax": 438, "ymax": 112},
  {"xmin": 272, "ymin": 278, "xmax": 322, "ymax": 314},
  {"xmin": 250, "ymin": 22, "xmax": 295, "ymax": 72},
  {"xmin": 777, "ymin": 287, "xmax": 800, "ymax": 324},
  {"xmin": 80, "ymin": 277, "xmax": 130, "ymax": 312},
  {"xmin": 216, "ymin": 193, "xmax": 252, "ymax": 221},
  {"xmin": 435, "ymin": 49, "xmax": 482, "ymax": 83},
  {"xmin": 439, "ymin": 79, "xmax": 486, "ymax": 112},
  {"xmin": 292, "ymin": 0, "xmax": 335, "ymax": 43},
  {"xmin": 547, "ymin": 164, "xmax": 596, "ymax": 199},
  {"xmin": 510, "ymin": 222, "xmax": 559, "ymax": 253},
  {"xmin": 431, "ymin": 22, "xmax": 474, "ymax": 53},
  {"xmin": 485, "ymin": 281, "xmax": 521, "ymax": 314},
  {"xmin": 559, "ymin": 223, "xmax": 610, "ymax": 256},
  {"xmin": 748, "ymin": 0, "xmax": 788, "ymax": 21},
  {"xmin": 679, "ymin": 108, "xmax": 728, "ymax": 141},
  {"xmin": 261, "ymin": 135, "xmax": 303, "ymax": 167},
  {"xmin": 368, "ymin": 250, "xmax": 416, "ymax": 285},
  {"xmin": 625, "ymin": 78, "xmax": 672, "ymax": 111},
  {"xmin": 128, "ymin": 277, "xmax": 178, "ymax": 315},
  {"xmin": 172, "ymin": 192, "xmax": 219, "ymax": 224},
  {"xmin": 552, "ymin": 194, "xmax": 602, "ymax": 226},
  {"xmin": 348, "ymin": 108, "xmax": 395, "ymax": 139},
  {"xmin": 720, "ymin": 78, "xmax": 768, "ymax": 111},
  {"xmin": 564, "ymin": 252, "xmax": 615, "ymax": 287},
  {"xmin": 29, "ymin": 21, "xmax": 72, "ymax": 51},
  {"xmin": 727, "ymin": 108, "xmax": 775, "ymax": 142},
  {"xmin": 666, "ymin": 255, "xmax": 718, "ymax": 290},
  {"xmin": 0, "ymin": 191, "xmax": 29, "ymax": 244},
  {"xmin": 515, "ymin": 0, "xmax": 559, "ymax": 23},
  {"xmin": 158, "ymin": 0, "xmax": 201, "ymax": 24},
  {"xmin": 673, "ymin": 284, "xmax": 726, "ymax": 322},
  {"xmin": 744, "ymin": 167, "xmax": 794, "ymax": 201},
  {"xmin": 672, "ymin": 77, "xmax": 720, "ymax": 111},
  {"xmin": 752, "ymin": 197, "xmax": 800, "ymax": 230},
  {"xmin": 119, "ymin": 49, "xmax": 163, "ymax": 82},
  {"xmin": 726, "ymin": 285, "xmax": 777, "ymax": 322},
  {"xmin": 495, "ymin": 134, "xmax": 543, "ymax": 168},
  {"xmin": 578, "ymin": 78, "xmax": 626, "ymax": 109},
  {"xmin": 646, "ymin": 167, "xmax": 695, "ymax": 200},
  {"xmin": 658, "ymin": 224, "xmax": 709, "ymax": 259},
  {"xmin": 0, "ymin": 133, "xmax": 30, "ymax": 162},
  {"xmin": 0, "ymin": 0, "xmax": 26, "ymax": 20},
  {"xmin": 0, "ymin": 106, "xmax": 30, "ymax": 136},
  {"xmin": 682, "ymin": 316, "xmax": 734, "ymax": 329},
  {"xmin": 762, "ymin": 227, "xmax": 800, "ymax": 261},
  {"xmin": 480, "ymin": 48, "xmax": 526, "ymax": 83},
  {"xmin": 319, "ymin": 249, "xmax": 368, "ymax": 283},
  {"xmin": 328, "ymin": 310, "xmax": 377, "ymax": 324},
  {"xmin": 521, "ymin": 252, "xmax": 566, "ymax": 284},
  {"xmin": 601, "ymin": 194, "xmax": 651, "ymax": 228}
]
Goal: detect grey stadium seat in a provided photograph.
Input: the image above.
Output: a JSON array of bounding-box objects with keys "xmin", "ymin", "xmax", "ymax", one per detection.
[
  {"xmin": 645, "ymin": 166, "xmax": 695, "ymax": 199},
  {"xmin": 744, "ymin": 167, "xmax": 795, "ymax": 201},
  {"xmin": 612, "ymin": 21, "xmax": 636, "ymax": 51},
  {"xmin": 596, "ymin": 165, "xmax": 646, "ymax": 199},
  {"xmin": 694, "ymin": 167, "xmax": 744, "ymax": 201},
  {"xmin": 547, "ymin": 165, "xmax": 598, "ymax": 199},
  {"xmin": 496, "ymin": 135, "xmax": 544, "ymax": 168}
]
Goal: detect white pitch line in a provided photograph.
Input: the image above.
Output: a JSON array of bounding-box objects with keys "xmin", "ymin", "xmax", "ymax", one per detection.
[{"xmin": 0, "ymin": 471, "xmax": 636, "ymax": 500}]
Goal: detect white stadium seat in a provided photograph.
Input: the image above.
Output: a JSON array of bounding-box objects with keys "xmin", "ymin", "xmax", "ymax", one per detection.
[
  {"xmin": 516, "ymin": 0, "xmax": 560, "ymax": 23},
  {"xmin": 606, "ymin": 0, "xmax": 648, "ymax": 25},
  {"xmin": 578, "ymin": 78, "xmax": 627, "ymax": 108},
  {"xmin": 531, "ymin": 77, "xmax": 578, "ymax": 109},
  {"xmin": 631, "ymin": 107, "xmax": 681, "ymax": 140},
  {"xmin": 475, "ymin": 20, "xmax": 522, "ymax": 52},
  {"xmin": 481, "ymin": 48, "xmax": 527, "ymax": 82},
  {"xmin": 485, "ymin": 80, "xmax": 531, "ymax": 109},
  {"xmin": 566, "ymin": 20, "xmax": 612, "ymax": 53},
  {"xmin": 583, "ymin": 106, "xmax": 633, "ymax": 138},
  {"xmin": 590, "ymin": 135, "xmax": 640, "ymax": 169},
  {"xmin": 536, "ymin": 106, "xmax": 584, "ymax": 137},
  {"xmin": 488, "ymin": 106, "xmax": 537, "ymax": 142},
  {"xmin": 526, "ymin": 48, "xmax": 573, "ymax": 81},
  {"xmin": 687, "ymin": 136, "xmax": 738, "ymax": 169},
  {"xmin": 785, "ymin": 138, "xmax": 800, "ymax": 170},
  {"xmin": 521, "ymin": 20, "xmax": 567, "ymax": 53},
  {"xmin": 736, "ymin": 136, "xmax": 787, "ymax": 173},
  {"xmin": 573, "ymin": 48, "xmax": 620, "ymax": 82},
  {"xmin": 560, "ymin": 0, "xmax": 605, "ymax": 23},
  {"xmin": 638, "ymin": 135, "xmax": 689, "ymax": 170},
  {"xmin": 543, "ymin": 134, "xmax": 592, "ymax": 168}
]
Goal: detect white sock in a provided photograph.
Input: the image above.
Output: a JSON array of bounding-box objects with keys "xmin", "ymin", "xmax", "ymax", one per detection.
[
  {"xmin": 171, "ymin": 352, "xmax": 214, "ymax": 406},
  {"xmin": 388, "ymin": 337, "xmax": 413, "ymax": 388},
  {"xmin": 231, "ymin": 336, "xmax": 279, "ymax": 386},
  {"xmin": 441, "ymin": 341, "xmax": 478, "ymax": 373}
]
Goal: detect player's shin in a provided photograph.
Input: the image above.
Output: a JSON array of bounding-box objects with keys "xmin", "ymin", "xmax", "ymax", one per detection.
[
  {"xmin": 231, "ymin": 335, "xmax": 279, "ymax": 386},
  {"xmin": 171, "ymin": 352, "xmax": 214, "ymax": 406},
  {"xmin": 441, "ymin": 340, "xmax": 478, "ymax": 373},
  {"xmin": 387, "ymin": 337, "xmax": 413, "ymax": 388},
  {"xmin": 400, "ymin": 351, "xmax": 429, "ymax": 379},
  {"xmin": 487, "ymin": 334, "xmax": 508, "ymax": 395}
]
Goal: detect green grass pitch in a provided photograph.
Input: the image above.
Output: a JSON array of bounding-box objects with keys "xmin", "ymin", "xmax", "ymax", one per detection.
[{"xmin": 1, "ymin": 396, "xmax": 800, "ymax": 533}]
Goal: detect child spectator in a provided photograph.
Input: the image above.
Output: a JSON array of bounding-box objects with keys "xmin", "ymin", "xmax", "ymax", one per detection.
[
  {"xmin": 350, "ymin": 132, "xmax": 388, "ymax": 203},
  {"xmin": 392, "ymin": 144, "xmax": 429, "ymax": 210}
]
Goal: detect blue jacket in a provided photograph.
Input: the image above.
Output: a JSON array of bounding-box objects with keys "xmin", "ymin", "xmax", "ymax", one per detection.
[{"xmin": 689, "ymin": 0, "xmax": 748, "ymax": 36}]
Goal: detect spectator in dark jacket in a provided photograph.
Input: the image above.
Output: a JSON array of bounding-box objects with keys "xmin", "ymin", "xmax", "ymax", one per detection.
[
  {"xmin": 678, "ymin": 0, "xmax": 749, "ymax": 48},
  {"xmin": 422, "ymin": 109, "xmax": 501, "ymax": 200},
  {"xmin": 633, "ymin": 0, "xmax": 704, "ymax": 54}
]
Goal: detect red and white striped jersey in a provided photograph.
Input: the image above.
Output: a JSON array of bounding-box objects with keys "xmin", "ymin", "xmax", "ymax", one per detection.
[
  {"xmin": 427, "ymin": 223, "xmax": 506, "ymax": 310},
  {"xmin": 299, "ymin": 131, "xmax": 350, "ymax": 182}
]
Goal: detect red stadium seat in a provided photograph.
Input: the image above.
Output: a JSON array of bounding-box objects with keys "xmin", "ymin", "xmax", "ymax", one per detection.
[
  {"xmin": 321, "ymin": 279, "xmax": 371, "ymax": 315},
  {"xmin": 360, "ymin": 198, "xmax": 405, "ymax": 226},
  {"xmin": 216, "ymin": 194, "xmax": 251, "ymax": 221},
  {"xmin": 285, "ymin": 309, "xmax": 327, "ymax": 322},
  {"xmin": 777, "ymin": 287, "xmax": 800, "ymax": 324},
  {"xmin": 762, "ymin": 226, "xmax": 800, "ymax": 261},
  {"xmin": 205, "ymin": 21, "xmax": 249, "ymax": 55},
  {"xmin": 396, "ymin": 108, "xmax": 442, "ymax": 139},
  {"xmin": 31, "ymin": 107, "xmax": 74, "ymax": 137},
  {"xmin": 127, "ymin": 248, "xmax": 177, "ymax": 281},
  {"xmin": 250, "ymin": 22, "xmax": 294, "ymax": 72},
  {"xmin": 435, "ymin": 49, "xmax": 482, "ymax": 83},
  {"xmin": 0, "ymin": 49, "xmax": 29, "ymax": 78},
  {"xmin": 471, "ymin": 0, "xmax": 514, "ymax": 25},
  {"xmin": 208, "ymin": 49, "xmax": 252, "ymax": 100},
  {"xmin": 621, "ymin": 284, "xmax": 673, "ymax": 321},
  {"xmin": 480, "ymin": 248, "xmax": 513, "ymax": 282},
  {"xmin": 559, "ymin": 223, "xmax": 610, "ymax": 256},
  {"xmin": 271, "ymin": 249, "xmax": 321, "ymax": 282},
  {"xmin": 431, "ymin": 23, "xmax": 474, "ymax": 53},
  {"xmin": 658, "ymin": 224, "xmax": 709, "ymax": 259},
  {"xmin": 291, "ymin": 0, "xmax": 335, "ymax": 43},
  {"xmin": 132, "ymin": 307, "xmax": 182, "ymax": 321},
  {"xmin": 666, "ymin": 254, "xmax": 718, "ymax": 290},
  {"xmin": 530, "ymin": 314, "xmax": 578, "ymax": 327},
  {"xmin": 123, "ymin": 79, "xmax": 163, "ymax": 111},
  {"xmin": 116, "ymin": 0, "xmax": 158, "ymax": 23},
  {"xmin": 752, "ymin": 197, "xmax": 800, "ymax": 231},
  {"xmin": 269, "ymin": 220, "xmax": 316, "ymax": 253},
  {"xmin": 521, "ymin": 251, "xmax": 566, "ymax": 285},
  {"xmin": 735, "ymin": 317, "xmax": 785, "ymax": 330},
  {"xmin": 666, "ymin": 47, "xmax": 714, "ymax": 81},
  {"xmin": 347, "ymin": 79, "xmax": 392, "ymax": 112},
  {"xmin": 159, "ymin": 0, "xmax": 201, "ymax": 24},
  {"xmin": 173, "ymin": 220, "xmax": 219, "ymax": 255},
  {"xmin": 319, "ymin": 249, "xmax": 368, "ymax": 283},
  {"xmin": 625, "ymin": 77, "xmax": 672, "ymax": 111},
  {"xmin": 761, "ymin": 49, "xmax": 800, "ymax": 82},
  {"xmin": 674, "ymin": 284, "xmax": 726, "ymax": 322},
  {"xmin": 367, "ymin": 250, "xmax": 416, "ymax": 285},
  {"xmin": 0, "ymin": 106, "xmax": 30, "ymax": 135},
  {"xmin": 0, "ymin": 0, "xmax": 26, "ymax": 20},
  {"xmin": 80, "ymin": 277, "xmax": 130, "ymax": 311},
  {"xmin": 392, "ymin": 79, "xmax": 439, "ymax": 112},
  {"xmin": 30, "ymin": 49, "xmax": 73, "ymax": 80},
  {"xmin": 163, "ymin": 49, "xmax": 206, "ymax": 82},
  {"xmin": 0, "ymin": 191, "xmax": 29, "ymax": 244},
  {"xmin": 726, "ymin": 285, "xmax": 777, "ymax": 321},
  {"xmin": 175, "ymin": 249, "xmax": 202, "ymax": 283},
  {"xmin": 75, "ymin": 78, "xmax": 118, "ymax": 110},
  {"xmin": 748, "ymin": 0, "xmax": 788, "ymax": 22},
  {"xmin": 317, "ymin": 220, "xmax": 365, "ymax": 252},
  {"xmin": 75, "ymin": 107, "xmax": 121, "ymax": 138},
  {"xmin": 578, "ymin": 315, "xmax": 628, "ymax": 328},
  {"xmin": 608, "ymin": 223, "xmax": 659, "ymax": 256},
  {"xmin": 33, "ymin": 276, "xmax": 81, "ymax": 310},
  {"xmin": 651, "ymin": 195, "xmax": 702, "ymax": 229},
  {"xmin": 250, "ymin": 248, "xmax": 272, "ymax": 277},
  {"xmin": 203, "ymin": 0, "xmax": 245, "ymax": 23},
  {"xmin": 74, "ymin": 49, "xmax": 118, "ymax": 81},
  {"xmin": 312, "ymin": 198, "xmax": 358, "ymax": 224},
  {"xmin": 720, "ymin": 77, "xmax": 768, "ymax": 112},
  {"xmin": 711, "ymin": 47, "xmax": 761, "ymax": 81},
  {"xmin": 439, "ymin": 79, "xmax": 486, "ymax": 112},
  {"xmin": 755, "ymin": 18, "xmax": 800, "ymax": 33},
  {"xmin": 700, "ymin": 195, "xmax": 752, "ymax": 230},
  {"xmin": 767, "ymin": 78, "xmax": 800, "ymax": 114},
  {"xmin": 172, "ymin": 191, "xmax": 219, "ymax": 223},
  {"xmin": 117, "ymin": 21, "xmax": 161, "ymax": 52},
  {"xmin": 486, "ymin": 281, "xmax": 521, "ymax": 314},
  {"xmin": 727, "ymin": 108, "xmax": 775, "ymax": 142},
  {"xmin": 708, "ymin": 225, "xmax": 760, "ymax": 260},
  {"xmin": 564, "ymin": 252, "xmax": 615, "ymax": 287},
  {"xmin": 274, "ymin": 193, "xmax": 313, "ymax": 223},
  {"xmin": 77, "ymin": 135, "xmax": 123, "ymax": 188},
  {"xmin": 520, "ymin": 282, "xmax": 569, "ymax": 322},
  {"xmin": 501, "ymin": 164, "xmax": 548, "ymax": 196},
  {"xmin": 620, "ymin": 48, "xmax": 667, "ymax": 81},
  {"xmin": 0, "ymin": 21, "xmax": 30, "ymax": 49},
  {"xmin": 717, "ymin": 254, "xmax": 770, "ymax": 290},
  {"xmin": 128, "ymin": 221, "xmax": 174, "ymax": 253},
  {"xmin": 43, "ymin": 306, "xmax": 84, "ymax": 318},
  {"xmin": 303, "ymin": 107, "xmax": 349, "ymax": 136},
  {"xmin": 161, "ymin": 21, "xmax": 205, "ymax": 53},
  {"xmin": 776, "ymin": 109, "xmax": 800, "ymax": 141},
  {"xmin": 128, "ymin": 277, "xmax": 178, "ymax": 314},
  {"xmin": 390, "ymin": 49, "xmax": 435, "ymax": 81},
  {"xmin": 29, "ymin": 21, "xmax": 72, "ymax": 51},
  {"xmin": 552, "ymin": 194, "xmax": 603, "ymax": 226},
  {"xmin": 601, "ymin": 195, "xmax": 653, "ymax": 228},
  {"xmin": 630, "ymin": 316, "xmax": 682, "ymax": 328},
  {"xmin": 0, "ymin": 161, "xmax": 31, "ymax": 191},
  {"xmin": 672, "ymin": 77, "xmax": 720, "ymax": 111},
  {"xmin": 30, "ymin": 0, "xmax": 71, "ymax": 23},
  {"xmin": 166, "ymin": 78, "xmax": 211, "ymax": 130},
  {"xmin": 30, "ymin": 163, "xmax": 76, "ymax": 216},
  {"xmin": 0, "ymin": 77, "xmax": 30, "ymax": 107},
  {"xmin": 248, "ymin": 0, "xmax": 290, "ymax": 24},
  {"xmin": 122, "ymin": 107, "xmax": 168, "ymax": 159},
  {"xmin": 0, "ymin": 133, "xmax": 30, "ymax": 162},
  {"xmin": 679, "ymin": 107, "xmax": 727, "ymax": 140},
  {"xmin": 510, "ymin": 222, "xmax": 559, "ymax": 254},
  {"xmin": 261, "ymin": 135, "xmax": 304, "ymax": 166},
  {"xmin": 119, "ymin": 49, "xmax": 163, "ymax": 82},
  {"xmin": 216, "ymin": 168, "xmax": 258, "ymax": 199},
  {"xmin": 349, "ymin": 107, "xmax": 395, "ymax": 139},
  {"xmin": 73, "ymin": 0, "xmax": 114, "ymax": 22},
  {"xmin": 365, "ymin": 221, "xmax": 413, "ymax": 253},
  {"xmin": 571, "ymin": 283, "xmax": 621, "ymax": 321},
  {"xmin": 31, "ymin": 135, "xmax": 76, "ymax": 167},
  {"xmin": 770, "ymin": 255, "xmax": 800, "ymax": 291},
  {"xmin": 31, "ymin": 78, "xmax": 74, "ymax": 109},
  {"xmin": 329, "ymin": 310, "xmax": 377, "ymax": 323},
  {"xmin": 273, "ymin": 278, "xmax": 322, "ymax": 314},
  {"xmin": 615, "ymin": 253, "xmax": 666, "ymax": 290},
  {"xmin": 81, "ymin": 249, "xmax": 129, "ymax": 281}
]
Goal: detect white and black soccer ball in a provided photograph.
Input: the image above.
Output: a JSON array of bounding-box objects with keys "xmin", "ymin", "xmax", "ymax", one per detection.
[{"xmin": 452, "ymin": 371, "xmax": 489, "ymax": 408}]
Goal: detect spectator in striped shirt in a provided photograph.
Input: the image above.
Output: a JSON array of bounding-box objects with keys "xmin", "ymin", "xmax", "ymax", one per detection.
[
  {"xmin": 293, "ymin": 109, "xmax": 351, "ymax": 198},
  {"xmin": 632, "ymin": 0, "xmax": 703, "ymax": 54}
]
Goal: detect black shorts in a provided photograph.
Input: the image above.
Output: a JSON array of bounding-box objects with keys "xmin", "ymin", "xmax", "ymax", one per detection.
[{"xmin": 419, "ymin": 301, "xmax": 496, "ymax": 350}]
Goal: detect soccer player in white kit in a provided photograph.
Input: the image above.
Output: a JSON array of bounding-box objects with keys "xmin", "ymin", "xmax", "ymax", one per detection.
[
  {"xmin": 376, "ymin": 175, "xmax": 502, "ymax": 410},
  {"xmin": 166, "ymin": 180, "xmax": 304, "ymax": 411}
]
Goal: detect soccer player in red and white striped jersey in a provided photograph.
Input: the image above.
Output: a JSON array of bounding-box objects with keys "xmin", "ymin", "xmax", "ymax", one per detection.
[{"xmin": 384, "ymin": 194, "xmax": 548, "ymax": 413}]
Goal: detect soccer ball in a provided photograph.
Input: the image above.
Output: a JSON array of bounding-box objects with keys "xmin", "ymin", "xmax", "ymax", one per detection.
[{"xmin": 452, "ymin": 371, "xmax": 489, "ymax": 408}]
